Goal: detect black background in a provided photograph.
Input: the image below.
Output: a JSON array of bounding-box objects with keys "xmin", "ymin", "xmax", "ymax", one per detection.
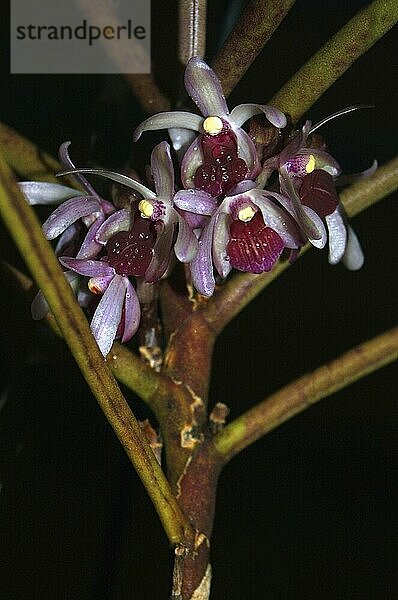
[{"xmin": 0, "ymin": 1, "xmax": 397, "ymax": 598}]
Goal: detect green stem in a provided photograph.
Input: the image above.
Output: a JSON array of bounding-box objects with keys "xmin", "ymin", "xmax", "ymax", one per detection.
[
  {"xmin": 199, "ymin": 156, "xmax": 398, "ymax": 335},
  {"xmin": 178, "ymin": 0, "xmax": 207, "ymax": 65},
  {"xmin": 269, "ymin": 0, "xmax": 398, "ymax": 122},
  {"xmin": 0, "ymin": 152, "xmax": 195, "ymax": 549},
  {"xmin": 214, "ymin": 326, "xmax": 398, "ymax": 463},
  {"xmin": 212, "ymin": 0, "xmax": 296, "ymax": 98},
  {"xmin": 0, "ymin": 122, "xmax": 60, "ymax": 182}
]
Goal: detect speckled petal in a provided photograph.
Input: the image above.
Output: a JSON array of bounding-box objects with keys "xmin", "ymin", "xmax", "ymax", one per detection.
[
  {"xmin": 279, "ymin": 172, "xmax": 323, "ymax": 241},
  {"xmin": 342, "ymin": 225, "xmax": 364, "ymax": 270},
  {"xmin": 19, "ymin": 181, "xmax": 85, "ymax": 206},
  {"xmin": 230, "ymin": 103, "xmax": 287, "ymax": 129},
  {"xmin": 301, "ymin": 206, "xmax": 327, "ymax": 249},
  {"xmin": 133, "ymin": 111, "xmax": 203, "ymax": 141},
  {"xmin": 325, "ymin": 207, "xmax": 347, "ymax": 264},
  {"xmin": 31, "ymin": 271, "xmax": 79, "ymax": 320},
  {"xmin": 76, "ymin": 217, "xmax": 104, "ymax": 259},
  {"xmin": 174, "ymin": 189, "xmax": 218, "ymax": 215},
  {"xmin": 175, "ymin": 213, "xmax": 199, "ymax": 262},
  {"xmin": 90, "ymin": 274, "xmax": 125, "ymax": 356},
  {"xmin": 298, "ymin": 149, "xmax": 341, "ymax": 177},
  {"xmin": 42, "ymin": 196, "xmax": 100, "ymax": 239},
  {"xmin": 151, "ymin": 141, "xmax": 174, "ymax": 199},
  {"xmin": 59, "ymin": 257, "xmax": 115, "ymax": 278},
  {"xmin": 181, "ymin": 136, "xmax": 204, "ymax": 189},
  {"xmin": 184, "ymin": 56, "xmax": 229, "ymax": 117},
  {"xmin": 189, "ymin": 216, "xmax": 217, "ymax": 296},
  {"xmin": 235, "ymin": 128, "xmax": 259, "ymax": 178},
  {"xmin": 251, "ymin": 192, "xmax": 301, "ymax": 249},
  {"xmin": 96, "ymin": 209, "xmax": 132, "ymax": 244},
  {"xmin": 144, "ymin": 223, "xmax": 174, "ymax": 283},
  {"xmin": 212, "ymin": 212, "xmax": 232, "ymax": 279},
  {"xmin": 121, "ymin": 279, "xmax": 141, "ymax": 343}
]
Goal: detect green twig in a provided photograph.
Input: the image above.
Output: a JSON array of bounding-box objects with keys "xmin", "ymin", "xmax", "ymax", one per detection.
[
  {"xmin": 212, "ymin": 0, "xmax": 296, "ymax": 98},
  {"xmin": 0, "ymin": 122, "xmax": 60, "ymax": 183},
  {"xmin": 214, "ymin": 326, "xmax": 398, "ymax": 463},
  {"xmin": 269, "ymin": 0, "xmax": 398, "ymax": 122},
  {"xmin": 0, "ymin": 151, "xmax": 195, "ymax": 549},
  {"xmin": 178, "ymin": 0, "xmax": 207, "ymax": 66}
]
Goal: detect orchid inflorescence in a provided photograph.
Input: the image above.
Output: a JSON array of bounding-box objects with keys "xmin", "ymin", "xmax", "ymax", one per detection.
[{"xmin": 21, "ymin": 57, "xmax": 375, "ymax": 356}]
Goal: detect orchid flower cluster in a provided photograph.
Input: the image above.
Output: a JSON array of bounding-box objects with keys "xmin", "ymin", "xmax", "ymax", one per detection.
[{"xmin": 21, "ymin": 57, "xmax": 372, "ymax": 357}]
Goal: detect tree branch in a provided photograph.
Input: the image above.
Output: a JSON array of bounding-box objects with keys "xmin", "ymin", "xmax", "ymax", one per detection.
[
  {"xmin": 211, "ymin": 0, "xmax": 296, "ymax": 98},
  {"xmin": 269, "ymin": 0, "xmax": 398, "ymax": 122},
  {"xmin": 214, "ymin": 326, "xmax": 398, "ymax": 463},
  {"xmin": 0, "ymin": 151, "xmax": 195, "ymax": 549}
]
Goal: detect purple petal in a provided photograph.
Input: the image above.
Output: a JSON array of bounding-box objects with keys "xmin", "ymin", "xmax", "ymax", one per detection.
[
  {"xmin": 342, "ymin": 225, "xmax": 364, "ymax": 270},
  {"xmin": 59, "ymin": 257, "xmax": 115, "ymax": 278},
  {"xmin": 212, "ymin": 212, "xmax": 232, "ymax": 278},
  {"xmin": 133, "ymin": 111, "xmax": 203, "ymax": 141},
  {"xmin": 279, "ymin": 172, "xmax": 323, "ymax": 241},
  {"xmin": 184, "ymin": 56, "xmax": 229, "ymax": 117},
  {"xmin": 181, "ymin": 136, "xmax": 204, "ymax": 189},
  {"xmin": 168, "ymin": 127, "xmax": 196, "ymax": 152},
  {"xmin": 19, "ymin": 181, "xmax": 85, "ymax": 206},
  {"xmin": 174, "ymin": 189, "xmax": 218, "ymax": 215},
  {"xmin": 57, "ymin": 168, "xmax": 155, "ymax": 199},
  {"xmin": 298, "ymin": 149, "xmax": 341, "ymax": 177},
  {"xmin": 42, "ymin": 196, "xmax": 101, "ymax": 239},
  {"xmin": 251, "ymin": 193, "xmax": 301, "ymax": 249},
  {"xmin": 90, "ymin": 275, "xmax": 125, "ymax": 357},
  {"xmin": 336, "ymin": 160, "xmax": 378, "ymax": 186},
  {"xmin": 76, "ymin": 217, "xmax": 105, "ymax": 259},
  {"xmin": 278, "ymin": 130, "xmax": 306, "ymax": 168},
  {"xmin": 189, "ymin": 216, "xmax": 217, "ymax": 296},
  {"xmin": 144, "ymin": 223, "xmax": 174, "ymax": 283},
  {"xmin": 58, "ymin": 141, "xmax": 99, "ymax": 197},
  {"xmin": 230, "ymin": 103, "xmax": 287, "ymax": 129},
  {"xmin": 95, "ymin": 209, "xmax": 132, "ymax": 244},
  {"xmin": 54, "ymin": 222, "xmax": 81, "ymax": 256},
  {"xmin": 228, "ymin": 180, "xmax": 257, "ymax": 195},
  {"xmin": 325, "ymin": 207, "xmax": 347, "ymax": 264},
  {"xmin": 87, "ymin": 274, "xmax": 115, "ymax": 294},
  {"xmin": 301, "ymin": 206, "xmax": 327, "ymax": 248},
  {"xmin": 121, "ymin": 279, "xmax": 141, "ymax": 343},
  {"xmin": 175, "ymin": 213, "xmax": 198, "ymax": 262},
  {"xmin": 151, "ymin": 141, "xmax": 174, "ymax": 199},
  {"xmin": 31, "ymin": 271, "xmax": 79, "ymax": 320},
  {"xmin": 235, "ymin": 128, "xmax": 259, "ymax": 178},
  {"xmin": 227, "ymin": 212, "xmax": 284, "ymax": 273}
]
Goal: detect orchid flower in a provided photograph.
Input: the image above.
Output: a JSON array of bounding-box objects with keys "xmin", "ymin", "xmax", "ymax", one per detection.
[
  {"xmin": 189, "ymin": 181, "xmax": 303, "ymax": 296},
  {"xmin": 133, "ymin": 56, "xmax": 287, "ymax": 196},
  {"xmin": 58, "ymin": 255, "xmax": 140, "ymax": 357},
  {"xmin": 271, "ymin": 108, "xmax": 373, "ymax": 269},
  {"xmin": 58, "ymin": 141, "xmax": 201, "ymax": 283}
]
